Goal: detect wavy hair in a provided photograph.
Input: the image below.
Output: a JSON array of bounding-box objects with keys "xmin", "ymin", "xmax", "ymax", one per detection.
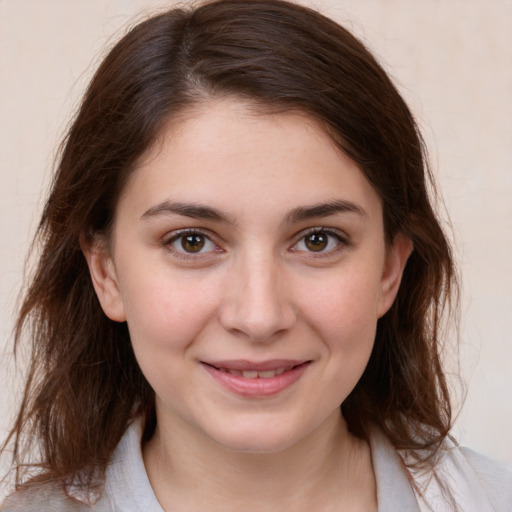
[{"xmin": 2, "ymin": 0, "xmax": 457, "ymax": 493}]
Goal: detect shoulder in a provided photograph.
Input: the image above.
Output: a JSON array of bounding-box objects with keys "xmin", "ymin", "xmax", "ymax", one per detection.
[
  {"xmin": 369, "ymin": 427, "xmax": 512, "ymax": 512},
  {"xmin": 458, "ymin": 446, "xmax": 512, "ymax": 511},
  {"xmin": 1, "ymin": 419, "xmax": 153, "ymax": 512},
  {"xmin": 1, "ymin": 482, "xmax": 85, "ymax": 512},
  {"xmin": 1, "ymin": 481, "xmax": 110, "ymax": 512},
  {"xmin": 407, "ymin": 442, "xmax": 512, "ymax": 512}
]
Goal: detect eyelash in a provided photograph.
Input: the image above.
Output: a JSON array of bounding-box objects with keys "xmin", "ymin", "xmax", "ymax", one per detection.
[
  {"xmin": 290, "ymin": 227, "xmax": 348, "ymax": 257},
  {"xmin": 162, "ymin": 229, "xmax": 221, "ymax": 260},
  {"xmin": 161, "ymin": 227, "xmax": 349, "ymax": 260}
]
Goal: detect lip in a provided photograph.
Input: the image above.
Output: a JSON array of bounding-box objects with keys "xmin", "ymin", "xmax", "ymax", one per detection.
[
  {"xmin": 204, "ymin": 359, "xmax": 307, "ymax": 372},
  {"xmin": 201, "ymin": 359, "xmax": 311, "ymax": 397}
]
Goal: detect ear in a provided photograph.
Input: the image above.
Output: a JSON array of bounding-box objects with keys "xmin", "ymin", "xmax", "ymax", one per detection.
[
  {"xmin": 377, "ymin": 233, "xmax": 413, "ymax": 318},
  {"xmin": 80, "ymin": 234, "xmax": 126, "ymax": 322}
]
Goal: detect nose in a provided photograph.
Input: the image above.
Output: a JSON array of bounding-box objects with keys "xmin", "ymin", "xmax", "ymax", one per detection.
[{"xmin": 219, "ymin": 250, "xmax": 296, "ymax": 342}]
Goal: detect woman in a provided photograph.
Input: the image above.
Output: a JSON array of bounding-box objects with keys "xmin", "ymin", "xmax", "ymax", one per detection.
[{"xmin": 1, "ymin": 0, "xmax": 510, "ymax": 510}]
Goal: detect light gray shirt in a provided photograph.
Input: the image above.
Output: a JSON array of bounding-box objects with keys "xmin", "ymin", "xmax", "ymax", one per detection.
[{"xmin": 2, "ymin": 420, "xmax": 511, "ymax": 511}]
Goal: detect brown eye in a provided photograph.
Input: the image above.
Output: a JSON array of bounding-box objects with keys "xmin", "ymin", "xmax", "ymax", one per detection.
[
  {"xmin": 167, "ymin": 231, "xmax": 219, "ymax": 258},
  {"xmin": 292, "ymin": 229, "xmax": 345, "ymax": 255},
  {"xmin": 304, "ymin": 232, "xmax": 328, "ymax": 252},
  {"xmin": 181, "ymin": 234, "xmax": 206, "ymax": 253}
]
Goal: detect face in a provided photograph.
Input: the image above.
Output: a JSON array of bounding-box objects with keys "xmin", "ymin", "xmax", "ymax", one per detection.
[{"xmin": 86, "ymin": 99, "xmax": 411, "ymax": 454}]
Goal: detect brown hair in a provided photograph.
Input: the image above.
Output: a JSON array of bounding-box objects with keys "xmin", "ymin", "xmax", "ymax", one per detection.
[{"xmin": 3, "ymin": 0, "xmax": 457, "ymax": 493}]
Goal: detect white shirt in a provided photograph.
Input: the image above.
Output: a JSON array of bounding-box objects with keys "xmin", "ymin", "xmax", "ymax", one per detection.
[
  {"xmin": 3, "ymin": 420, "xmax": 511, "ymax": 511},
  {"xmin": 98, "ymin": 421, "xmax": 512, "ymax": 511}
]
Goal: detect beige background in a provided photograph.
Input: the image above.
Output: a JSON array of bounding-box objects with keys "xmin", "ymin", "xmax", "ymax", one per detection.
[{"xmin": 1, "ymin": 0, "xmax": 511, "ymax": 488}]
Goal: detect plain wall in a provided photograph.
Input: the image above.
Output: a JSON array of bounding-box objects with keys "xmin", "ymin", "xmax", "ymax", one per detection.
[{"xmin": 1, "ymin": 0, "xmax": 511, "ymax": 491}]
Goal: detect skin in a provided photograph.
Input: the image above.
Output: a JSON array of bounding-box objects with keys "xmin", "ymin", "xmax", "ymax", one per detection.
[{"xmin": 84, "ymin": 98, "xmax": 412, "ymax": 511}]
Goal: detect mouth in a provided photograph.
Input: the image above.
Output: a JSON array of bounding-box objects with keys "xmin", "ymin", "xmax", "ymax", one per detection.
[
  {"xmin": 206, "ymin": 362, "xmax": 306, "ymax": 378},
  {"xmin": 200, "ymin": 360, "xmax": 311, "ymax": 397}
]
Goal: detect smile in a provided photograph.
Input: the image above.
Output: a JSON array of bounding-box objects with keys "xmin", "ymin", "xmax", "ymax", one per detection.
[
  {"xmin": 217, "ymin": 366, "xmax": 291, "ymax": 378},
  {"xmin": 201, "ymin": 360, "xmax": 311, "ymax": 397}
]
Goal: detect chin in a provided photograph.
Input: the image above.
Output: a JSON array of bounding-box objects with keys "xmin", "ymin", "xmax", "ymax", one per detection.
[
  {"xmin": 206, "ymin": 419, "xmax": 308, "ymax": 455},
  {"xmin": 217, "ymin": 435, "xmax": 299, "ymax": 455}
]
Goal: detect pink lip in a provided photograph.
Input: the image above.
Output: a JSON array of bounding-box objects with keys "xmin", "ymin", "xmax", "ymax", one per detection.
[
  {"xmin": 201, "ymin": 360, "xmax": 311, "ymax": 397},
  {"xmin": 204, "ymin": 359, "xmax": 306, "ymax": 372}
]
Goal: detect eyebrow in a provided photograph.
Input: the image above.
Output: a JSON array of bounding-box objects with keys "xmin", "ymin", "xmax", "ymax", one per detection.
[
  {"xmin": 141, "ymin": 201, "xmax": 235, "ymax": 224},
  {"xmin": 286, "ymin": 200, "xmax": 368, "ymax": 223},
  {"xmin": 141, "ymin": 199, "xmax": 367, "ymax": 225}
]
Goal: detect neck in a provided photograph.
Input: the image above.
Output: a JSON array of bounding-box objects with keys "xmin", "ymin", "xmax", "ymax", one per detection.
[{"xmin": 143, "ymin": 411, "xmax": 377, "ymax": 512}]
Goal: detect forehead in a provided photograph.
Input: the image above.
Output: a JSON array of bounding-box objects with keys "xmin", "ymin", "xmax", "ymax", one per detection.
[{"xmin": 119, "ymin": 98, "xmax": 382, "ymax": 222}]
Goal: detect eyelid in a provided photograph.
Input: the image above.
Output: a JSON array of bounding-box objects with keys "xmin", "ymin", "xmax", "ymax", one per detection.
[
  {"xmin": 290, "ymin": 226, "xmax": 349, "ymax": 256},
  {"xmin": 162, "ymin": 228, "xmax": 223, "ymax": 259}
]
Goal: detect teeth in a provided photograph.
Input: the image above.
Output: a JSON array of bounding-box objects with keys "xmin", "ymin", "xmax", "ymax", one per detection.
[
  {"xmin": 258, "ymin": 370, "xmax": 277, "ymax": 378},
  {"xmin": 221, "ymin": 367, "xmax": 295, "ymax": 378}
]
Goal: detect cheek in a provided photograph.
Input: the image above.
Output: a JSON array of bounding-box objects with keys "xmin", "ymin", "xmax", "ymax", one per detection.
[
  {"xmin": 121, "ymin": 273, "xmax": 222, "ymax": 402},
  {"xmin": 298, "ymin": 267, "xmax": 382, "ymax": 390},
  {"xmin": 119, "ymin": 271, "xmax": 220, "ymax": 360},
  {"xmin": 302, "ymin": 267, "xmax": 382, "ymax": 337}
]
